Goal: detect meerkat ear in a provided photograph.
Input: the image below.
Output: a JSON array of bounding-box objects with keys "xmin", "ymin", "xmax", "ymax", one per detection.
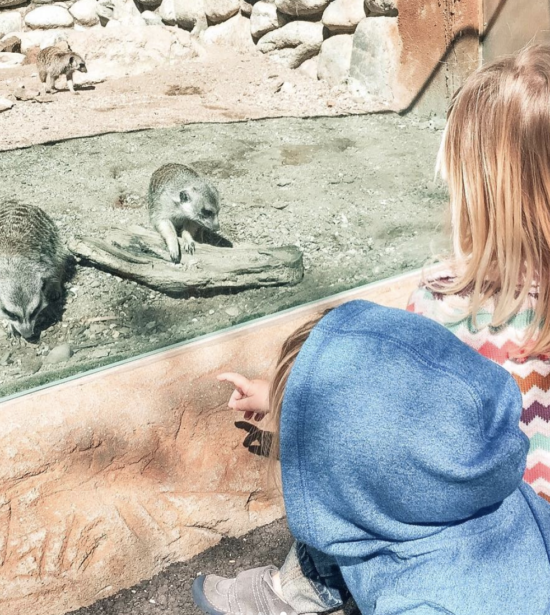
[
  {"xmin": 69, "ymin": 55, "xmax": 77, "ymax": 67},
  {"xmin": 179, "ymin": 190, "xmax": 190, "ymax": 203}
]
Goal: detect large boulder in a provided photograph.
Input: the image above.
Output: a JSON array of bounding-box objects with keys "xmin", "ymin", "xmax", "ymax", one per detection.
[
  {"xmin": 0, "ymin": 0, "xmax": 26, "ymax": 7},
  {"xmin": 257, "ymin": 20, "xmax": 323, "ymax": 69},
  {"xmin": 25, "ymin": 5, "xmax": 75, "ymax": 28},
  {"xmin": 348, "ymin": 16, "xmax": 401, "ymax": 106},
  {"xmin": 322, "ymin": 0, "xmax": 365, "ymax": 33},
  {"xmin": 275, "ymin": 0, "xmax": 329, "ymax": 17},
  {"xmin": 70, "ymin": 0, "xmax": 100, "ymax": 26},
  {"xmin": 65, "ymin": 25, "xmax": 195, "ymax": 79},
  {"xmin": 0, "ymin": 97, "xmax": 14, "ymax": 112},
  {"xmin": 0, "ymin": 51, "xmax": 25, "ymax": 67},
  {"xmin": 364, "ymin": 0, "xmax": 397, "ymax": 15},
  {"xmin": 16, "ymin": 28, "xmax": 69, "ymax": 53},
  {"xmin": 202, "ymin": 13, "xmax": 256, "ymax": 52},
  {"xmin": 0, "ymin": 35, "xmax": 21, "ymax": 52},
  {"xmin": 317, "ymin": 33, "xmax": 353, "ymax": 85},
  {"xmin": 204, "ymin": 0, "xmax": 239, "ymax": 24},
  {"xmin": 250, "ymin": 1, "xmax": 286, "ymax": 39},
  {"xmin": 240, "ymin": 0, "xmax": 252, "ymax": 16},
  {"xmin": 141, "ymin": 9, "xmax": 162, "ymax": 24},
  {"xmin": 159, "ymin": 0, "xmax": 206, "ymax": 31},
  {"xmin": 0, "ymin": 11, "xmax": 22, "ymax": 38},
  {"xmin": 97, "ymin": 0, "xmax": 141, "ymax": 22}
]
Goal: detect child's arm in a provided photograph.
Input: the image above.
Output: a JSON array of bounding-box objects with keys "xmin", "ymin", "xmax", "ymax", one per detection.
[{"xmin": 217, "ymin": 372, "xmax": 270, "ymax": 421}]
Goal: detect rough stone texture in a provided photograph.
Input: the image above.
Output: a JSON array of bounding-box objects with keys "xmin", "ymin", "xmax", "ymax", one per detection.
[
  {"xmin": 159, "ymin": 0, "xmax": 206, "ymax": 31},
  {"xmin": 70, "ymin": 0, "xmax": 99, "ymax": 26},
  {"xmin": 275, "ymin": 0, "xmax": 329, "ymax": 17},
  {"xmin": 0, "ymin": 96, "xmax": 14, "ymax": 111},
  {"xmin": 202, "ymin": 13, "xmax": 256, "ymax": 52},
  {"xmin": 0, "ymin": 11, "xmax": 22, "ymax": 38},
  {"xmin": 250, "ymin": 1, "xmax": 286, "ymax": 39},
  {"xmin": 65, "ymin": 25, "xmax": 195, "ymax": 79},
  {"xmin": 97, "ymin": 0, "xmax": 141, "ymax": 23},
  {"xmin": 0, "ymin": 35, "xmax": 21, "ymax": 52},
  {"xmin": 0, "ymin": 269, "xmax": 426, "ymax": 615},
  {"xmin": 322, "ymin": 0, "xmax": 365, "ymax": 33},
  {"xmin": 15, "ymin": 28, "xmax": 68, "ymax": 53},
  {"xmin": 240, "ymin": 0, "xmax": 252, "ymax": 16},
  {"xmin": 0, "ymin": 0, "xmax": 26, "ymax": 7},
  {"xmin": 141, "ymin": 9, "xmax": 162, "ymax": 24},
  {"xmin": 349, "ymin": 16, "xmax": 401, "ymax": 106},
  {"xmin": 318, "ymin": 33, "xmax": 353, "ymax": 85},
  {"xmin": 204, "ymin": 0, "xmax": 239, "ymax": 24},
  {"xmin": 25, "ymin": 5, "xmax": 75, "ymax": 28},
  {"xmin": 0, "ymin": 50, "xmax": 25, "ymax": 66},
  {"xmin": 138, "ymin": 0, "xmax": 161, "ymax": 8},
  {"xmin": 257, "ymin": 20, "xmax": 323, "ymax": 69},
  {"xmin": 297, "ymin": 54, "xmax": 318, "ymax": 79},
  {"xmin": 364, "ymin": 0, "xmax": 397, "ymax": 15}
]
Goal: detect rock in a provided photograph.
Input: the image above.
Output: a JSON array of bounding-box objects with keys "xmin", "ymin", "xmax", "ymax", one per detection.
[
  {"xmin": 44, "ymin": 343, "xmax": 73, "ymax": 364},
  {"xmin": 97, "ymin": 0, "xmax": 141, "ymax": 22},
  {"xmin": 17, "ymin": 29, "xmax": 68, "ymax": 53},
  {"xmin": 322, "ymin": 0, "xmax": 365, "ymax": 33},
  {"xmin": 141, "ymin": 9, "xmax": 162, "ymax": 24},
  {"xmin": 14, "ymin": 85, "xmax": 41, "ymax": 100},
  {"xmin": 25, "ymin": 6, "xmax": 75, "ymax": 29},
  {"xmin": 0, "ymin": 11, "xmax": 22, "ymax": 37},
  {"xmin": 297, "ymin": 54, "xmax": 318, "ymax": 79},
  {"xmin": 318, "ymin": 34, "xmax": 353, "ymax": 85},
  {"xmin": 275, "ymin": 0, "xmax": 329, "ymax": 17},
  {"xmin": 0, "ymin": 51, "xmax": 25, "ymax": 67},
  {"xmin": 21, "ymin": 356, "xmax": 42, "ymax": 374},
  {"xmin": 0, "ymin": 35, "xmax": 21, "ymax": 53},
  {"xmin": 250, "ymin": 1, "xmax": 285, "ymax": 39},
  {"xmin": 348, "ymin": 16, "xmax": 401, "ymax": 106},
  {"xmin": 225, "ymin": 306, "xmax": 240, "ymax": 317},
  {"xmin": 257, "ymin": 20, "xmax": 322, "ymax": 69},
  {"xmin": 0, "ymin": 97, "xmax": 14, "ymax": 112},
  {"xmin": 0, "ymin": 0, "xmax": 26, "ymax": 7},
  {"xmin": 364, "ymin": 0, "xmax": 397, "ymax": 15},
  {"xmin": 204, "ymin": 0, "xmax": 239, "ymax": 24},
  {"xmin": 70, "ymin": 0, "xmax": 99, "ymax": 26},
  {"xmin": 202, "ymin": 14, "xmax": 255, "ymax": 53},
  {"xmin": 240, "ymin": 0, "xmax": 252, "ymax": 16},
  {"xmin": 159, "ymin": 0, "xmax": 206, "ymax": 31},
  {"xmin": 65, "ymin": 25, "xmax": 195, "ymax": 79}
]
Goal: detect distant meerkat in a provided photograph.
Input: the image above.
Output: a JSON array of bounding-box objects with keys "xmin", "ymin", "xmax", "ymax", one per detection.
[
  {"xmin": 148, "ymin": 163, "xmax": 221, "ymax": 263},
  {"xmin": 37, "ymin": 45, "xmax": 87, "ymax": 95},
  {"xmin": 0, "ymin": 202, "xmax": 68, "ymax": 340}
]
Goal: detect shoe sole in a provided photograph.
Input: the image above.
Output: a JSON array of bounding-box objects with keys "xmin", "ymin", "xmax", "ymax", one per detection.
[{"xmin": 192, "ymin": 575, "xmax": 227, "ymax": 615}]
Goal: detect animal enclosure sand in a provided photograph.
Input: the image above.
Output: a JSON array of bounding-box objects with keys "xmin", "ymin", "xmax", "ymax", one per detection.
[{"xmin": 0, "ymin": 113, "xmax": 448, "ymax": 399}]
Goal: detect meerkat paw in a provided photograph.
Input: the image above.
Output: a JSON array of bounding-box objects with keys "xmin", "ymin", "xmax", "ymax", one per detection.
[
  {"xmin": 182, "ymin": 240, "xmax": 195, "ymax": 255},
  {"xmin": 169, "ymin": 249, "xmax": 181, "ymax": 264}
]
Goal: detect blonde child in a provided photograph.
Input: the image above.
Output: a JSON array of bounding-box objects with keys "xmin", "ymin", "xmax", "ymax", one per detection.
[{"xmin": 193, "ymin": 44, "xmax": 550, "ymax": 614}]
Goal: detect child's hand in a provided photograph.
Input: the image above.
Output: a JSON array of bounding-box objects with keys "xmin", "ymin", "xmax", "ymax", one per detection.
[{"xmin": 217, "ymin": 372, "xmax": 270, "ymax": 421}]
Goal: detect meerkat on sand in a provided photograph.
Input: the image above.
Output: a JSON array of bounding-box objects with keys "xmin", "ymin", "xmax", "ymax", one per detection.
[
  {"xmin": 148, "ymin": 163, "xmax": 221, "ymax": 263},
  {"xmin": 0, "ymin": 202, "xmax": 68, "ymax": 340},
  {"xmin": 37, "ymin": 45, "xmax": 87, "ymax": 95}
]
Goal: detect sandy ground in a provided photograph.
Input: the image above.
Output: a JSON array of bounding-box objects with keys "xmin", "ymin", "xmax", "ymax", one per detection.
[
  {"xmin": 0, "ymin": 46, "xmax": 380, "ymax": 152},
  {"xmin": 67, "ymin": 518, "xmax": 360, "ymax": 615},
  {"xmin": 0, "ymin": 113, "xmax": 448, "ymax": 398}
]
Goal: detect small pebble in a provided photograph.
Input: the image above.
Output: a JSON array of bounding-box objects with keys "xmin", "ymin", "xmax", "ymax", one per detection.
[
  {"xmin": 44, "ymin": 343, "xmax": 73, "ymax": 365},
  {"xmin": 225, "ymin": 306, "xmax": 240, "ymax": 317}
]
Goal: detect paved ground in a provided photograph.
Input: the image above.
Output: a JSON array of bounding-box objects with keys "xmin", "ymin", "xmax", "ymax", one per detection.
[{"xmin": 67, "ymin": 518, "xmax": 359, "ymax": 615}]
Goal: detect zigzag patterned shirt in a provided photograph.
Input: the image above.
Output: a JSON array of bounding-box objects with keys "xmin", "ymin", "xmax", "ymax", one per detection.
[{"xmin": 407, "ymin": 276, "xmax": 550, "ymax": 502}]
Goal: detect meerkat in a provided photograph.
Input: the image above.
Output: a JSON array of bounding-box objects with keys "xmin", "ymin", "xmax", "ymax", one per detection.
[
  {"xmin": 148, "ymin": 163, "xmax": 221, "ymax": 263},
  {"xmin": 0, "ymin": 202, "xmax": 68, "ymax": 340},
  {"xmin": 37, "ymin": 45, "xmax": 87, "ymax": 95}
]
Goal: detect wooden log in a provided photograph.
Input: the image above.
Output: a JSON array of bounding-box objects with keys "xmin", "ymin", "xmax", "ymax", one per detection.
[{"xmin": 68, "ymin": 225, "xmax": 304, "ymax": 296}]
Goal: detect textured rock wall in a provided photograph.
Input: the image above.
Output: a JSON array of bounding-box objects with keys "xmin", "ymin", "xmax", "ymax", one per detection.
[{"xmin": 0, "ymin": 268, "xmax": 433, "ymax": 615}]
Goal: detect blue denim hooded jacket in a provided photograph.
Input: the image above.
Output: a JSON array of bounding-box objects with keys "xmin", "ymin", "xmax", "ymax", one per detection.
[{"xmin": 280, "ymin": 300, "xmax": 550, "ymax": 615}]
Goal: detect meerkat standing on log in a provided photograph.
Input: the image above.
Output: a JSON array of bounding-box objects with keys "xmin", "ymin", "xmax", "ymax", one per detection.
[
  {"xmin": 0, "ymin": 202, "xmax": 68, "ymax": 340},
  {"xmin": 148, "ymin": 163, "xmax": 221, "ymax": 263},
  {"xmin": 37, "ymin": 46, "xmax": 87, "ymax": 95}
]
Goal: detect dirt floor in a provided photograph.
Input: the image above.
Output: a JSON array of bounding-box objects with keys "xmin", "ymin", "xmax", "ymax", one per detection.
[
  {"xmin": 0, "ymin": 46, "xmax": 384, "ymax": 152},
  {"xmin": 0, "ymin": 112, "xmax": 448, "ymax": 398},
  {"xmin": 67, "ymin": 518, "xmax": 359, "ymax": 615}
]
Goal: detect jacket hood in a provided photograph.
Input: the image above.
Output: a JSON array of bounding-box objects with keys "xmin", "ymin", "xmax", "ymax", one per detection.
[{"xmin": 280, "ymin": 300, "xmax": 529, "ymax": 558}]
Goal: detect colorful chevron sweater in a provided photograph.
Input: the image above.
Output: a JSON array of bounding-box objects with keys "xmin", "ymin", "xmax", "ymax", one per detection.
[{"xmin": 407, "ymin": 277, "xmax": 550, "ymax": 502}]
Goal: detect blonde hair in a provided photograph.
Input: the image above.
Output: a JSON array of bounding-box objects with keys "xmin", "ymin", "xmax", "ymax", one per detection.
[
  {"xmin": 266, "ymin": 308, "xmax": 333, "ymax": 483},
  {"xmin": 436, "ymin": 44, "xmax": 550, "ymax": 356}
]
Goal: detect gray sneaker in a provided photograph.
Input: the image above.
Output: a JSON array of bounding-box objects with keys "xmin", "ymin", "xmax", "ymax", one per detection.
[{"xmin": 192, "ymin": 565, "xmax": 299, "ymax": 615}]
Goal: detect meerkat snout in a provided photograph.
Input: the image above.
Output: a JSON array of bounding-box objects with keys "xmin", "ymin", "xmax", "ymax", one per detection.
[{"xmin": 177, "ymin": 186, "xmax": 220, "ymax": 232}]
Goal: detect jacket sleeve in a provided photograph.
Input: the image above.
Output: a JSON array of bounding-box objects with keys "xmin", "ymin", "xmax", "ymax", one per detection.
[{"xmin": 374, "ymin": 594, "xmax": 456, "ymax": 615}]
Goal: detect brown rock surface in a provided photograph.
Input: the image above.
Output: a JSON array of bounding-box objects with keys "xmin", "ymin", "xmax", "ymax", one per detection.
[{"xmin": 0, "ymin": 35, "xmax": 20, "ymax": 53}]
